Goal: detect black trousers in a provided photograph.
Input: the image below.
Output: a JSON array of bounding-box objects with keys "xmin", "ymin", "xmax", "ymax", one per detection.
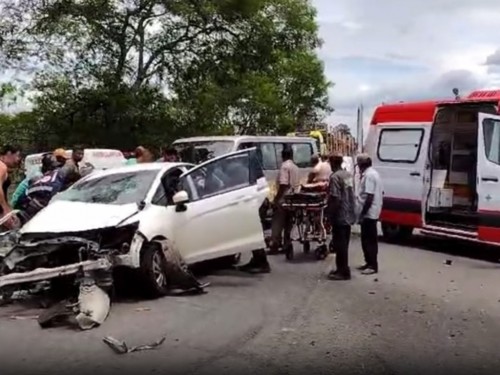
[
  {"xmin": 332, "ymin": 224, "xmax": 351, "ymax": 276},
  {"xmin": 360, "ymin": 218, "xmax": 378, "ymax": 271},
  {"xmin": 250, "ymin": 201, "xmax": 271, "ymax": 265}
]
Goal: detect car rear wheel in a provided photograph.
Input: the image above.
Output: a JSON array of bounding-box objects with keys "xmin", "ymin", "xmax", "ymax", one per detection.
[{"xmin": 140, "ymin": 243, "xmax": 169, "ymax": 298}]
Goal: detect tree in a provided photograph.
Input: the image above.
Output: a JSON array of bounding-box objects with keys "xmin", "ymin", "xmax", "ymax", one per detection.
[
  {"xmin": 171, "ymin": 0, "xmax": 332, "ymax": 135},
  {"xmin": 333, "ymin": 123, "xmax": 351, "ymax": 135},
  {"xmin": 0, "ymin": 0, "xmax": 332, "ymax": 148}
]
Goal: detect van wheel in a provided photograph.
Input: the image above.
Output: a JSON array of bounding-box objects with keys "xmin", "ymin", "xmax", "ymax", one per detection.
[
  {"xmin": 140, "ymin": 242, "xmax": 169, "ymax": 298},
  {"xmin": 381, "ymin": 223, "xmax": 413, "ymax": 243}
]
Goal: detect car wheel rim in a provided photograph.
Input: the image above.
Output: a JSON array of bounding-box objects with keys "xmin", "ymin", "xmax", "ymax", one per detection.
[{"xmin": 152, "ymin": 252, "xmax": 166, "ymax": 287}]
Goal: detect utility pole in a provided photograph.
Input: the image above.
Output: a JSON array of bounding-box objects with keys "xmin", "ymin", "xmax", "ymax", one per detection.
[{"xmin": 356, "ymin": 103, "xmax": 364, "ymax": 153}]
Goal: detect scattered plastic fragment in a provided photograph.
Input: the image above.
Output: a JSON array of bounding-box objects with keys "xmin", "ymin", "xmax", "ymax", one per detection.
[
  {"xmin": 103, "ymin": 336, "xmax": 166, "ymax": 354},
  {"xmin": 10, "ymin": 315, "xmax": 39, "ymax": 320}
]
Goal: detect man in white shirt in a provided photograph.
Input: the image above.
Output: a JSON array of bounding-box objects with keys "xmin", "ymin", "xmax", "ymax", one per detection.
[
  {"xmin": 356, "ymin": 154, "xmax": 383, "ymax": 275},
  {"xmin": 308, "ymin": 154, "xmax": 332, "ymax": 183}
]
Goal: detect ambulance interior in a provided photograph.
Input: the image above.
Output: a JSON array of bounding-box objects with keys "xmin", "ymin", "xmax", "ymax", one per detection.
[{"xmin": 425, "ymin": 104, "xmax": 497, "ymax": 231}]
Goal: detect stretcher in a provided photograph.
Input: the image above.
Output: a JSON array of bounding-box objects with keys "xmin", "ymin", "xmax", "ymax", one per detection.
[{"xmin": 281, "ymin": 183, "xmax": 329, "ymax": 261}]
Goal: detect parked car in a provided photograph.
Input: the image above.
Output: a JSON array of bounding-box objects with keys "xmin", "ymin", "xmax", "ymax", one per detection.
[{"xmin": 0, "ymin": 149, "xmax": 269, "ymax": 297}]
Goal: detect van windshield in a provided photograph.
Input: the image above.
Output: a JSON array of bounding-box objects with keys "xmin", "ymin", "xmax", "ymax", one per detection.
[{"xmin": 174, "ymin": 141, "xmax": 235, "ymax": 164}]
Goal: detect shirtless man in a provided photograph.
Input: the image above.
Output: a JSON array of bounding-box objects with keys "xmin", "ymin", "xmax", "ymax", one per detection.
[
  {"xmin": 308, "ymin": 154, "xmax": 332, "ymax": 183},
  {"xmin": 0, "ymin": 145, "xmax": 21, "ymax": 227}
]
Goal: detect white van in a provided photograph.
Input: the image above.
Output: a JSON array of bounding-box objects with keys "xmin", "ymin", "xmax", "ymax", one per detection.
[
  {"xmin": 365, "ymin": 89, "xmax": 500, "ymax": 245},
  {"xmin": 172, "ymin": 135, "xmax": 319, "ymax": 198},
  {"xmin": 24, "ymin": 149, "xmax": 126, "ymax": 177}
]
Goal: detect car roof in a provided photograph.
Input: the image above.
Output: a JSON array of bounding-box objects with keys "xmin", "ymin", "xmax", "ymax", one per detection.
[{"xmin": 83, "ymin": 162, "xmax": 193, "ymax": 180}]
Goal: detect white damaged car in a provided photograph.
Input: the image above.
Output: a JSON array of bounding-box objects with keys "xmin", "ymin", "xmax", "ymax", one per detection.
[{"xmin": 0, "ymin": 149, "xmax": 269, "ymax": 297}]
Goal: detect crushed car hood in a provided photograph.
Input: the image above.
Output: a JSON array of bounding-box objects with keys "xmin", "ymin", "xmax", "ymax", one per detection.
[{"xmin": 20, "ymin": 201, "xmax": 139, "ymax": 234}]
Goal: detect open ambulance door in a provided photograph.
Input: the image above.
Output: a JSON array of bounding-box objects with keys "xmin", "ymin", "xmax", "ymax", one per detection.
[{"xmin": 477, "ymin": 113, "xmax": 500, "ymax": 243}]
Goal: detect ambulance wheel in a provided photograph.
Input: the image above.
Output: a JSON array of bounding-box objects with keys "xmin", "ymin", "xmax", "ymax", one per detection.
[
  {"xmin": 303, "ymin": 241, "xmax": 311, "ymax": 254},
  {"xmin": 285, "ymin": 244, "xmax": 294, "ymax": 260},
  {"xmin": 381, "ymin": 223, "xmax": 413, "ymax": 243}
]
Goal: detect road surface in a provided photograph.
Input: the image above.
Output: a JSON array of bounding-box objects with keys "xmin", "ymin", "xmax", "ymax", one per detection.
[{"xmin": 1, "ymin": 235, "xmax": 500, "ymax": 375}]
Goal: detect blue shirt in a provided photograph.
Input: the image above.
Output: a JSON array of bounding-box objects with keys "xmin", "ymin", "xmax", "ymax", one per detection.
[{"xmin": 11, "ymin": 171, "xmax": 42, "ymax": 209}]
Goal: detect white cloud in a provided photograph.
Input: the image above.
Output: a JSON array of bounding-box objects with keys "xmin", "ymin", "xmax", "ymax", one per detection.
[{"xmin": 314, "ymin": 0, "xmax": 500, "ymax": 134}]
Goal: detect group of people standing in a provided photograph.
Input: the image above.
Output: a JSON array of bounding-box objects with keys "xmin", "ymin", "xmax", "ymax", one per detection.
[
  {"xmin": 237, "ymin": 146, "xmax": 383, "ymax": 281},
  {"xmin": 2, "ymin": 146, "xmax": 85, "ymax": 229}
]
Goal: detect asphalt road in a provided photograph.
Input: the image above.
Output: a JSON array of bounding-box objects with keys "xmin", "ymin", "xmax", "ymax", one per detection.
[{"xmin": 2, "ymin": 234, "xmax": 500, "ymax": 375}]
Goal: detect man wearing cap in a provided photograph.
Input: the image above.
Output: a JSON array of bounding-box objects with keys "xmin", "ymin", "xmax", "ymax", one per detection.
[{"xmin": 53, "ymin": 148, "xmax": 68, "ymax": 167}]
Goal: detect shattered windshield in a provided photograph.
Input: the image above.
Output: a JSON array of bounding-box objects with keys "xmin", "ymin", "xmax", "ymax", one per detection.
[
  {"xmin": 53, "ymin": 170, "xmax": 158, "ymax": 205},
  {"xmin": 174, "ymin": 141, "xmax": 235, "ymax": 164}
]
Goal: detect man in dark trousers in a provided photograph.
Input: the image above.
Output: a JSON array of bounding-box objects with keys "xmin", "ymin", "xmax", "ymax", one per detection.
[
  {"xmin": 238, "ymin": 146, "xmax": 298, "ymax": 273},
  {"xmin": 327, "ymin": 152, "xmax": 356, "ymax": 280},
  {"xmin": 356, "ymin": 154, "xmax": 383, "ymax": 275}
]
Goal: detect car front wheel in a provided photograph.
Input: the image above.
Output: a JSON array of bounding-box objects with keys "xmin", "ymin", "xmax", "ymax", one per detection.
[{"xmin": 140, "ymin": 242, "xmax": 169, "ymax": 298}]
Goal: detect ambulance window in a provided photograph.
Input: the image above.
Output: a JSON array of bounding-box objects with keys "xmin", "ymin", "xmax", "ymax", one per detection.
[
  {"xmin": 377, "ymin": 128, "xmax": 424, "ymax": 163},
  {"xmin": 483, "ymin": 118, "xmax": 500, "ymax": 165},
  {"xmin": 291, "ymin": 143, "xmax": 313, "ymax": 167}
]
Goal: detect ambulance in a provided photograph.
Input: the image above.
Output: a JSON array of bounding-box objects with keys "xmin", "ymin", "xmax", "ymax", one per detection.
[{"xmin": 365, "ymin": 90, "xmax": 500, "ymax": 245}]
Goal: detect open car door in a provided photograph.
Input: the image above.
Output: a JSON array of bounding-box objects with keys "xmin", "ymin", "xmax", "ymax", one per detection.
[
  {"xmin": 477, "ymin": 113, "xmax": 500, "ymax": 242},
  {"xmin": 173, "ymin": 148, "xmax": 269, "ymax": 264}
]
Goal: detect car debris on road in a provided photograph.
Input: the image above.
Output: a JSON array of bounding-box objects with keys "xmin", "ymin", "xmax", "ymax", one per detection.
[
  {"xmin": 0, "ymin": 234, "xmax": 208, "ymax": 331},
  {"xmin": 103, "ymin": 336, "xmax": 166, "ymax": 355},
  {"xmin": 0, "ymin": 149, "xmax": 270, "ymax": 330}
]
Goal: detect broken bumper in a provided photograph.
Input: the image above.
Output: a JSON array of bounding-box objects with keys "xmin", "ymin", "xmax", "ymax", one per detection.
[{"xmin": 0, "ymin": 258, "xmax": 112, "ymax": 289}]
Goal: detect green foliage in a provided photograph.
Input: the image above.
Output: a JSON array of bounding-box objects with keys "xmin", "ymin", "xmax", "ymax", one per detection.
[{"xmin": 0, "ymin": 0, "xmax": 332, "ymax": 151}]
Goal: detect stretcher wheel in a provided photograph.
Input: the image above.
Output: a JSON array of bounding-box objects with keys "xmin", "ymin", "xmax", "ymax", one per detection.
[
  {"xmin": 285, "ymin": 244, "xmax": 294, "ymax": 260},
  {"xmin": 315, "ymin": 245, "xmax": 328, "ymax": 260},
  {"xmin": 303, "ymin": 241, "xmax": 310, "ymax": 254}
]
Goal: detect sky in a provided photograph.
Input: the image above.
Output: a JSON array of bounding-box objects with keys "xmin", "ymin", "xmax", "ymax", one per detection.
[
  {"xmin": 313, "ymin": 0, "xmax": 500, "ymax": 135},
  {"xmin": 4, "ymin": 0, "xmax": 500, "ymax": 138}
]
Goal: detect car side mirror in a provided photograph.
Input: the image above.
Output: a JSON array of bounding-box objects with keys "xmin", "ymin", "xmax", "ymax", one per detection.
[{"xmin": 173, "ymin": 190, "xmax": 189, "ymax": 212}]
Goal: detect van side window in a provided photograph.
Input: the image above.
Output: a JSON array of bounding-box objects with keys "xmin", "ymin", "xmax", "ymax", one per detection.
[
  {"xmin": 259, "ymin": 143, "xmax": 278, "ymax": 170},
  {"xmin": 483, "ymin": 118, "xmax": 500, "ymax": 164},
  {"xmin": 275, "ymin": 143, "xmax": 284, "ymax": 168},
  {"xmin": 377, "ymin": 129, "xmax": 424, "ymax": 163},
  {"xmin": 292, "ymin": 143, "xmax": 313, "ymax": 167}
]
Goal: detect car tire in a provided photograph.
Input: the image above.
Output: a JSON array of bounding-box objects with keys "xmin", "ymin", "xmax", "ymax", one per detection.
[
  {"xmin": 381, "ymin": 223, "xmax": 414, "ymax": 243},
  {"xmin": 140, "ymin": 242, "xmax": 169, "ymax": 298}
]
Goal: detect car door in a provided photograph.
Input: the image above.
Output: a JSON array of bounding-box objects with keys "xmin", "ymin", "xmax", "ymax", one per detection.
[
  {"xmin": 136, "ymin": 166, "xmax": 190, "ymax": 242},
  {"xmin": 477, "ymin": 113, "xmax": 500, "ymax": 242},
  {"xmin": 173, "ymin": 148, "xmax": 269, "ymax": 264}
]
